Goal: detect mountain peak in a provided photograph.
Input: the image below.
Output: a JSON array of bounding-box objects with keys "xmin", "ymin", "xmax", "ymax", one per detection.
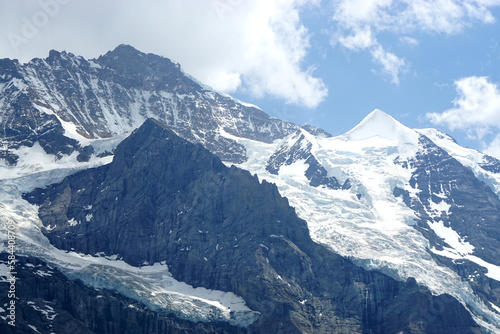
[
  {"xmin": 107, "ymin": 44, "xmax": 143, "ymax": 57},
  {"xmin": 364, "ymin": 108, "xmax": 394, "ymax": 122},
  {"xmin": 46, "ymin": 49, "xmax": 76, "ymax": 62},
  {"xmin": 344, "ymin": 109, "xmax": 418, "ymax": 144},
  {"xmin": 99, "ymin": 44, "xmax": 150, "ymax": 64}
]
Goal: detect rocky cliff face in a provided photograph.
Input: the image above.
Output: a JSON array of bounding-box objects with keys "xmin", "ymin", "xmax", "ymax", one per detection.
[
  {"xmin": 0, "ymin": 45, "xmax": 323, "ymax": 165},
  {"xmin": 23, "ymin": 119, "xmax": 480, "ymax": 333},
  {"xmin": 393, "ymin": 135, "xmax": 500, "ymax": 311},
  {"xmin": 0, "ymin": 56, "xmax": 82, "ymax": 164},
  {"xmin": 266, "ymin": 130, "xmax": 350, "ymax": 190},
  {"xmin": 400, "ymin": 136, "xmax": 500, "ymax": 265}
]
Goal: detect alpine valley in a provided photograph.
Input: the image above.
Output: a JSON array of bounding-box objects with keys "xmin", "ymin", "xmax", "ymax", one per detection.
[{"xmin": 0, "ymin": 45, "xmax": 499, "ymax": 333}]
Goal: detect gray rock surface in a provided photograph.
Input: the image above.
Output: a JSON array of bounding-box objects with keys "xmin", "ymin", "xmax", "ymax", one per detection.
[
  {"xmin": 394, "ymin": 135, "xmax": 500, "ymax": 311},
  {"xmin": 25, "ymin": 120, "xmax": 481, "ymax": 333}
]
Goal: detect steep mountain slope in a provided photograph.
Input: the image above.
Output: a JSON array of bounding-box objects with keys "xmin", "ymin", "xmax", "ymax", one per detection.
[
  {"xmin": 232, "ymin": 110, "xmax": 500, "ymax": 331},
  {"xmin": 21, "ymin": 119, "xmax": 479, "ymax": 333},
  {"xmin": 0, "ymin": 45, "xmax": 319, "ymax": 165},
  {"xmin": 0, "ymin": 47, "xmax": 500, "ymax": 332}
]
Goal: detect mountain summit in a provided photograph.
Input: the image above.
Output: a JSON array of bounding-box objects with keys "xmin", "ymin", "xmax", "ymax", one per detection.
[
  {"xmin": 345, "ymin": 109, "xmax": 419, "ymax": 146},
  {"xmin": 0, "ymin": 44, "xmax": 320, "ymax": 166}
]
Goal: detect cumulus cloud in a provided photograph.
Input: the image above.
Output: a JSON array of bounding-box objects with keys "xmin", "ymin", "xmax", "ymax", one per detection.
[
  {"xmin": 427, "ymin": 76, "xmax": 500, "ymax": 158},
  {"xmin": 427, "ymin": 76, "xmax": 500, "ymax": 138},
  {"xmin": 338, "ymin": 26, "xmax": 376, "ymax": 50},
  {"xmin": 331, "ymin": 0, "xmax": 500, "ymax": 83},
  {"xmin": 333, "ymin": 0, "xmax": 500, "ymax": 34},
  {"xmin": 0, "ymin": 0, "xmax": 327, "ymax": 109},
  {"xmin": 370, "ymin": 44, "xmax": 408, "ymax": 84},
  {"xmin": 336, "ymin": 25, "xmax": 407, "ymax": 84}
]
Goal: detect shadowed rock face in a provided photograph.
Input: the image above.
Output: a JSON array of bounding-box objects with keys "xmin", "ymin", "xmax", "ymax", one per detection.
[
  {"xmin": 409, "ymin": 137, "xmax": 500, "ymax": 266},
  {"xmin": 25, "ymin": 119, "xmax": 480, "ymax": 333}
]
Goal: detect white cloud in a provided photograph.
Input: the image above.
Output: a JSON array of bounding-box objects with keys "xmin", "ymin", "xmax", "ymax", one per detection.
[
  {"xmin": 337, "ymin": 26, "xmax": 407, "ymax": 84},
  {"xmin": 333, "ymin": 0, "xmax": 500, "ymax": 34},
  {"xmin": 427, "ymin": 76, "xmax": 500, "ymax": 158},
  {"xmin": 399, "ymin": 36, "xmax": 419, "ymax": 46},
  {"xmin": 0, "ymin": 0, "xmax": 327, "ymax": 109},
  {"xmin": 333, "ymin": 0, "xmax": 393, "ymax": 26},
  {"xmin": 370, "ymin": 44, "xmax": 408, "ymax": 84},
  {"xmin": 338, "ymin": 26, "xmax": 376, "ymax": 50},
  {"xmin": 427, "ymin": 76, "xmax": 500, "ymax": 139},
  {"xmin": 331, "ymin": 0, "xmax": 500, "ymax": 82}
]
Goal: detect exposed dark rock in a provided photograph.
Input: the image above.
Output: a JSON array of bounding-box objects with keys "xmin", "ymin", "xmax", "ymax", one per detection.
[
  {"xmin": 0, "ymin": 45, "xmax": 328, "ymax": 164},
  {"xmin": 0, "ymin": 149, "xmax": 19, "ymax": 165},
  {"xmin": 394, "ymin": 135, "xmax": 500, "ymax": 313},
  {"xmin": 25, "ymin": 119, "xmax": 480, "ymax": 333},
  {"xmin": 393, "ymin": 186, "xmax": 410, "ymax": 204},
  {"xmin": 301, "ymin": 124, "xmax": 332, "ymax": 138},
  {"xmin": 400, "ymin": 136, "xmax": 500, "ymax": 266},
  {"xmin": 76, "ymin": 145, "xmax": 95, "ymax": 162},
  {"xmin": 266, "ymin": 131, "xmax": 344, "ymax": 189},
  {"xmin": 479, "ymin": 154, "xmax": 500, "ymax": 173},
  {"xmin": 430, "ymin": 252, "xmax": 500, "ymax": 311}
]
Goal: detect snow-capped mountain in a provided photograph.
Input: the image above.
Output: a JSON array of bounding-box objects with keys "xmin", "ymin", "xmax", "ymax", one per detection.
[
  {"xmin": 0, "ymin": 44, "xmax": 320, "ymax": 167},
  {"xmin": 0, "ymin": 46, "xmax": 499, "ymax": 333},
  {"xmin": 234, "ymin": 109, "xmax": 500, "ymax": 331}
]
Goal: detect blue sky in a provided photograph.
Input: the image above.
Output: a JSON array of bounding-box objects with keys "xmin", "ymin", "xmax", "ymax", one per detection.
[
  {"xmin": 231, "ymin": 1, "xmax": 500, "ymax": 156},
  {"xmin": 1, "ymin": 0, "xmax": 500, "ymax": 156}
]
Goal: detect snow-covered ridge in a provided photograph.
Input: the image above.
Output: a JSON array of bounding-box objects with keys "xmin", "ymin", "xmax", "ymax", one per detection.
[
  {"xmin": 0, "ymin": 135, "xmax": 123, "ymax": 180},
  {"xmin": 226, "ymin": 109, "xmax": 500, "ymax": 331},
  {"xmin": 2, "ymin": 44, "xmax": 500, "ymax": 330},
  {"xmin": 0, "ymin": 118, "xmax": 261, "ymax": 326},
  {"xmin": 418, "ymin": 127, "xmax": 500, "ymax": 198},
  {"xmin": 1, "ymin": 46, "xmax": 303, "ymax": 165}
]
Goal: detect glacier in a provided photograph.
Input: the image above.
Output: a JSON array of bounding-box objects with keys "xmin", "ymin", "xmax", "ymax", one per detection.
[
  {"xmin": 3, "ymin": 46, "xmax": 499, "ymax": 332},
  {"xmin": 229, "ymin": 109, "xmax": 500, "ymax": 332}
]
